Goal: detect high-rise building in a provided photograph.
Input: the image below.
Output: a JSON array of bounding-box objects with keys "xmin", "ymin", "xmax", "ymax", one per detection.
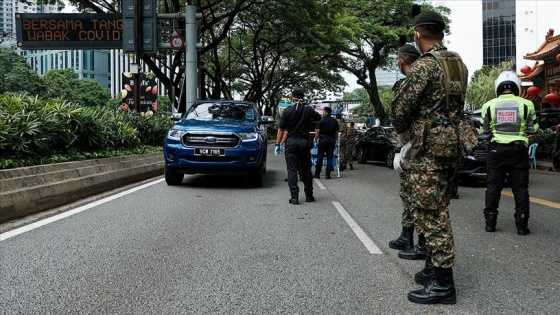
[{"xmin": 482, "ymin": 0, "xmax": 516, "ymax": 66}]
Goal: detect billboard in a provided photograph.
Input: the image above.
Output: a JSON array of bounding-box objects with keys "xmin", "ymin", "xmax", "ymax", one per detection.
[
  {"xmin": 120, "ymin": 73, "xmax": 159, "ymax": 115},
  {"xmin": 15, "ymin": 13, "xmax": 122, "ymax": 49}
]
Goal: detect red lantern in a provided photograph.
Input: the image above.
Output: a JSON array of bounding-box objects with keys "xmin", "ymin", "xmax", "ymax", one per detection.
[
  {"xmin": 544, "ymin": 93, "xmax": 560, "ymax": 104},
  {"xmin": 556, "ymin": 53, "xmax": 560, "ymax": 62},
  {"xmin": 527, "ymin": 86, "xmax": 540, "ymax": 96},
  {"xmin": 520, "ymin": 65, "xmax": 531, "ymax": 74}
]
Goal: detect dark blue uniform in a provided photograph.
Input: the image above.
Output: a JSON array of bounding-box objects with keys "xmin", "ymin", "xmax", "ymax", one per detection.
[
  {"xmin": 279, "ymin": 104, "xmax": 321, "ymax": 200},
  {"xmin": 314, "ymin": 115, "xmax": 339, "ymax": 178}
]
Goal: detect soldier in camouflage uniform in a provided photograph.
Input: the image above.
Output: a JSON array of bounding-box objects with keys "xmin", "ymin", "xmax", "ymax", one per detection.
[
  {"xmin": 389, "ymin": 44, "xmax": 427, "ymax": 262},
  {"xmin": 336, "ymin": 114, "xmax": 348, "ymax": 170},
  {"xmin": 391, "ymin": 11, "xmax": 468, "ymax": 305},
  {"xmin": 345, "ymin": 122, "xmax": 358, "ymax": 170}
]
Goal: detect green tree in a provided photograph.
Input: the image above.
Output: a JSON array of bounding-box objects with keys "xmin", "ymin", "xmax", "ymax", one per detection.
[
  {"xmin": 465, "ymin": 60, "xmax": 514, "ymax": 111},
  {"xmin": 42, "ymin": 68, "xmax": 111, "ymax": 106},
  {"xmin": 42, "ymin": 68, "xmax": 79, "ymax": 101},
  {"xmin": 328, "ymin": 0, "xmax": 449, "ymax": 125},
  {"xmin": 0, "ymin": 47, "xmax": 46, "ymax": 96}
]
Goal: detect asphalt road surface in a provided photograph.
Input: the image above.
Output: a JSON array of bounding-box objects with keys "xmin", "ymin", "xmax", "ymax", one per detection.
[{"xmin": 1, "ymin": 145, "xmax": 559, "ymax": 314}]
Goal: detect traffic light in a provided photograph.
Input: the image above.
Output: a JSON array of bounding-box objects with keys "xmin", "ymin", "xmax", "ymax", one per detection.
[{"xmin": 122, "ymin": 0, "xmax": 157, "ymax": 54}]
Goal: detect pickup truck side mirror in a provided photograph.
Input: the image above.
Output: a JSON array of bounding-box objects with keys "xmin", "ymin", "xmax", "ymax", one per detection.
[
  {"xmin": 170, "ymin": 113, "xmax": 182, "ymax": 121},
  {"xmin": 259, "ymin": 115, "xmax": 274, "ymax": 124}
]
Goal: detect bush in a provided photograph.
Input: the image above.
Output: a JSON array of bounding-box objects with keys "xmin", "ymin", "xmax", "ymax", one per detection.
[
  {"xmin": 530, "ymin": 130, "xmax": 556, "ymax": 159},
  {"xmin": 0, "ymin": 94, "xmax": 174, "ymax": 169}
]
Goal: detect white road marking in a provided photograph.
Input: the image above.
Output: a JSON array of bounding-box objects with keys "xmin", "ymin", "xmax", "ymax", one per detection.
[
  {"xmin": 314, "ymin": 178, "xmax": 326, "ymax": 189},
  {"xmin": 332, "ymin": 201, "xmax": 383, "ymax": 254},
  {"xmin": 0, "ymin": 178, "xmax": 165, "ymax": 241}
]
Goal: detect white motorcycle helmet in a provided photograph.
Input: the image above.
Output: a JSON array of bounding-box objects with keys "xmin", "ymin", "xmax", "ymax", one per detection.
[{"xmin": 495, "ymin": 70, "xmax": 521, "ymax": 97}]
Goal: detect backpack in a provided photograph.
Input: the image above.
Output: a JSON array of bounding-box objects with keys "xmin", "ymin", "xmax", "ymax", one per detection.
[{"xmin": 426, "ymin": 50, "xmax": 478, "ymax": 155}]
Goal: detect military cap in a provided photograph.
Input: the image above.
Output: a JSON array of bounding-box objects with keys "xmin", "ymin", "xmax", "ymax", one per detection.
[
  {"xmin": 292, "ymin": 90, "xmax": 305, "ymax": 99},
  {"xmin": 398, "ymin": 44, "xmax": 421, "ymax": 57},
  {"xmin": 413, "ymin": 11, "xmax": 445, "ymax": 29}
]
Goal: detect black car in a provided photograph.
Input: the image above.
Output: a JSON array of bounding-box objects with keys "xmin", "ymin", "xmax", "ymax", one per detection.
[
  {"xmin": 355, "ymin": 126, "xmax": 396, "ymax": 168},
  {"xmin": 458, "ymin": 130, "xmax": 490, "ymax": 183}
]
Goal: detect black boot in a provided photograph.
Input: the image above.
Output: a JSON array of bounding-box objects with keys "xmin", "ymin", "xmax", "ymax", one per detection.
[
  {"xmin": 408, "ymin": 267, "xmax": 456, "ymax": 304},
  {"xmin": 398, "ymin": 233, "xmax": 427, "ymax": 260},
  {"xmin": 414, "ymin": 255, "xmax": 435, "ymax": 285},
  {"xmin": 485, "ymin": 212, "xmax": 497, "ymax": 232},
  {"xmin": 515, "ymin": 213, "xmax": 531, "ymax": 235},
  {"xmin": 389, "ymin": 226, "xmax": 414, "ymax": 250}
]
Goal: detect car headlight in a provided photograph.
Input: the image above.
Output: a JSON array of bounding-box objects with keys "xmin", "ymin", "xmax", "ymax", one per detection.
[
  {"xmin": 239, "ymin": 132, "xmax": 258, "ymax": 141},
  {"xmin": 167, "ymin": 129, "xmax": 186, "ymax": 140}
]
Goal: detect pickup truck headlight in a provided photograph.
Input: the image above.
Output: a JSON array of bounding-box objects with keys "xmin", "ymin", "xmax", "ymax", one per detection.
[
  {"xmin": 239, "ymin": 132, "xmax": 258, "ymax": 141},
  {"xmin": 167, "ymin": 129, "xmax": 186, "ymax": 140}
]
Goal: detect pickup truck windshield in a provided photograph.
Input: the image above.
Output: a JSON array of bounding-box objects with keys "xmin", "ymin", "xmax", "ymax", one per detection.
[{"xmin": 186, "ymin": 102, "xmax": 255, "ymax": 121}]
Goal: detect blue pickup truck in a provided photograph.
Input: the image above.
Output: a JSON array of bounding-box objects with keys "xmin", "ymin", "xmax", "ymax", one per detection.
[{"xmin": 163, "ymin": 100, "xmax": 273, "ymax": 187}]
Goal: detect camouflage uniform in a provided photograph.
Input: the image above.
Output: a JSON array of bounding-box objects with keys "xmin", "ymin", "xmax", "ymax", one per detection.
[
  {"xmin": 345, "ymin": 127, "xmax": 358, "ymax": 169},
  {"xmin": 337, "ymin": 119, "xmax": 348, "ymax": 168},
  {"xmin": 391, "ymin": 42, "xmax": 468, "ymax": 269}
]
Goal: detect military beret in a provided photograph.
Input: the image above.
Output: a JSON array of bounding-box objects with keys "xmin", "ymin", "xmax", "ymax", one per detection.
[
  {"xmin": 413, "ymin": 11, "xmax": 445, "ymax": 29},
  {"xmin": 292, "ymin": 90, "xmax": 305, "ymax": 99},
  {"xmin": 398, "ymin": 44, "xmax": 420, "ymax": 57}
]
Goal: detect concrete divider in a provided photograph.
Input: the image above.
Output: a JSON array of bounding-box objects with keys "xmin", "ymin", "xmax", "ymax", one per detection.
[{"xmin": 0, "ymin": 153, "xmax": 163, "ymax": 224}]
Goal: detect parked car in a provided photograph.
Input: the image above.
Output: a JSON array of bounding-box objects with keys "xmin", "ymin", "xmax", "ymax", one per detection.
[
  {"xmin": 355, "ymin": 126, "xmax": 397, "ymax": 168},
  {"xmin": 458, "ymin": 118, "xmax": 490, "ymax": 183},
  {"xmin": 163, "ymin": 100, "xmax": 273, "ymax": 187}
]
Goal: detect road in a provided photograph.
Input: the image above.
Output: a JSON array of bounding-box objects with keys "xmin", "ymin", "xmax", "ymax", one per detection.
[{"xmin": 1, "ymin": 146, "xmax": 559, "ymax": 314}]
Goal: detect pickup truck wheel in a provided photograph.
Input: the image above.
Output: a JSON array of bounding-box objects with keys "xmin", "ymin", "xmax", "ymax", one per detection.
[
  {"xmin": 250, "ymin": 164, "xmax": 264, "ymax": 187},
  {"xmin": 165, "ymin": 165, "xmax": 184, "ymax": 185},
  {"xmin": 357, "ymin": 148, "xmax": 367, "ymax": 164}
]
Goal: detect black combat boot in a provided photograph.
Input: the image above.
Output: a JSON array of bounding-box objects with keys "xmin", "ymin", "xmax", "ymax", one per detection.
[
  {"xmin": 485, "ymin": 212, "xmax": 498, "ymax": 232},
  {"xmin": 408, "ymin": 267, "xmax": 456, "ymax": 304},
  {"xmin": 414, "ymin": 255, "xmax": 435, "ymax": 285},
  {"xmin": 388, "ymin": 226, "xmax": 414, "ymax": 250},
  {"xmin": 398, "ymin": 233, "xmax": 427, "ymax": 260},
  {"xmin": 515, "ymin": 214, "xmax": 531, "ymax": 235}
]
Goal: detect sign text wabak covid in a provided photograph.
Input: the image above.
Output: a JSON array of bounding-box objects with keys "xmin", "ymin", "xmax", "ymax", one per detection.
[{"xmin": 16, "ymin": 13, "xmax": 123, "ymax": 49}]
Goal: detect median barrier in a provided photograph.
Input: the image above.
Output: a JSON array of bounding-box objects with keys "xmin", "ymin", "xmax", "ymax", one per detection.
[{"xmin": 0, "ymin": 153, "xmax": 163, "ymax": 224}]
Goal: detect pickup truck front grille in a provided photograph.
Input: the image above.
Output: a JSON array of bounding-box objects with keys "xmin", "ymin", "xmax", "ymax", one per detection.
[{"xmin": 182, "ymin": 132, "xmax": 241, "ymax": 148}]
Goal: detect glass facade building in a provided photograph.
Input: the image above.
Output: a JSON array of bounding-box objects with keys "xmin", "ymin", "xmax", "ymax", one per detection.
[{"xmin": 482, "ymin": 0, "xmax": 516, "ymax": 67}]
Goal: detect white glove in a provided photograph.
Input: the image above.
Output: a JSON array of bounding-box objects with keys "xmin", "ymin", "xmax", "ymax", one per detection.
[
  {"xmin": 279, "ymin": 143, "xmax": 284, "ymax": 153},
  {"xmin": 393, "ymin": 152, "xmax": 403, "ymax": 174},
  {"xmin": 274, "ymin": 145, "xmax": 281, "ymax": 157},
  {"xmin": 400, "ymin": 142, "xmax": 412, "ymax": 163}
]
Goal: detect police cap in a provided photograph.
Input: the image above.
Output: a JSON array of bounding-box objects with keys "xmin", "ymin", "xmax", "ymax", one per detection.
[
  {"xmin": 292, "ymin": 90, "xmax": 305, "ymax": 99},
  {"xmin": 413, "ymin": 11, "xmax": 445, "ymax": 30},
  {"xmin": 398, "ymin": 44, "xmax": 420, "ymax": 57}
]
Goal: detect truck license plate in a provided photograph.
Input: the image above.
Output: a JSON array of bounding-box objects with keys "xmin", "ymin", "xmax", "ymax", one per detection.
[{"xmin": 195, "ymin": 148, "xmax": 225, "ymax": 156}]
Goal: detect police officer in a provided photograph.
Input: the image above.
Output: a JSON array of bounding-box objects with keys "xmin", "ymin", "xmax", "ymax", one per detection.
[
  {"xmin": 481, "ymin": 71, "xmax": 537, "ymax": 235},
  {"xmin": 391, "ymin": 11, "xmax": 468, "ymax": 304},
  {"xmin": 313, "ymin": 107, "xmax": 339, "ymax": 179},
  {"xmin": 276, "ymin": 90, "xmax": 321, "ymax": 205},
  {"xmin": 389, "ymin": 44, "xmax": 427, "ymax": 261}
]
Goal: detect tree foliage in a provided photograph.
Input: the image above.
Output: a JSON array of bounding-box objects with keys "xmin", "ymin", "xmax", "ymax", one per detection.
[
  {"xmin": 0, "ymin": 47, "xmax": 46, "ymax": 96},
  {"xmin": 42, "ymin": 68, "xmax": 111, "ymax": 106},
  {"xmin": 465, "ymin": 60, "xmax": 514, "ymax": 111},
  {"xmin": 34, "ymin": 0, "xmax": 452, "ymax": 121}
]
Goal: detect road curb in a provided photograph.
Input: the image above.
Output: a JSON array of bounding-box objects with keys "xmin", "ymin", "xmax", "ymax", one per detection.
[{"xmin": 0, "ymin": 153, "xmax": 163, "ymax": 224}]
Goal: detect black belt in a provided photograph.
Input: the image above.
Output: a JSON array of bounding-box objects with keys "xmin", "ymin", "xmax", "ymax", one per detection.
[
  {"xmin": 320, "ymin": 135, "xmax": 335, "ymax": 138},
  {"xmin": 491, "ymin": 141, "xmax": 526, "ymax": 147},
  {"xmin": 288, "ymin": 135, "xmax": 308, "ymax": 139}
]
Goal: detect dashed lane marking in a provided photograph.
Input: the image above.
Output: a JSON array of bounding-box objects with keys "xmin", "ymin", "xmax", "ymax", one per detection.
[{"xmin": 332, "ymin": 202, "xmax": 383, "ymax": 254}]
